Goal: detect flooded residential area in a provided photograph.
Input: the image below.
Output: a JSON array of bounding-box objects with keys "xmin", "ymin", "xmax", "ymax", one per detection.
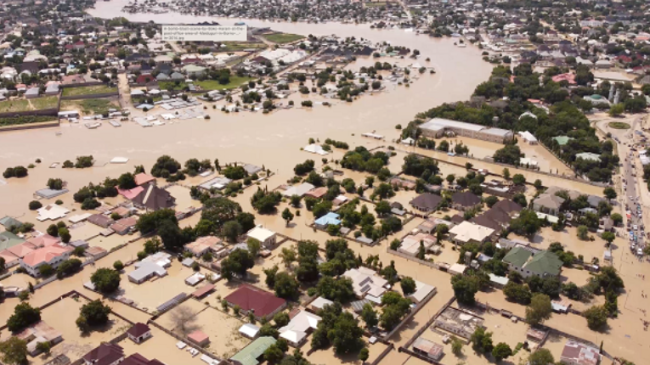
[{"xmin": 1, "ymin": 0, "xmax": 650, "ymax": 365}]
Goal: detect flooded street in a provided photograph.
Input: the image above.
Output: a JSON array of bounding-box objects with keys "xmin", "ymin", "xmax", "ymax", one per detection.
[{"xmin": 0, "ymin": 0, "xmax": 492, "ymax": 217}]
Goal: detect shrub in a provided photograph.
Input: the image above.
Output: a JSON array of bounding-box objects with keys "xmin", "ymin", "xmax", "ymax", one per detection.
[{"xmin": 28, "ymin": 201, "xmax": 42, "ymax": 210}]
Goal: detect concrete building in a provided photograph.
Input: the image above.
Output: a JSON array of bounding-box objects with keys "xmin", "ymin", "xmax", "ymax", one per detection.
[
  {"xmin": 448, "ymin": 221, "xmax": 495, "ymax": 245},
  {"xmin": 419, "ymin": 118, "xmax": 513, "ymax": 144},
  {"xmin": 246, "ymin": 225, "xmax": 277, "ymax": 249},
  {"xmin": 560, "ymin": 340, "xmax": 600, "ymax": 365},
  {"xmin": 127, "ymin": 323, "xmax": 152, "ymax": 344},
  {"xmin": 19, "ymin": 244, "xmax": 73, "ymax": 277}
]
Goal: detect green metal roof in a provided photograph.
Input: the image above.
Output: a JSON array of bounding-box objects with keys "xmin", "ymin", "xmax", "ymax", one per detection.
[
  {"xmin": 0, "ymin": 231, "xmax": 25, "ymax": 251},
  {"xmin": 502, "ymin": 247, "xmax": 533, "ymax": 268},
  {"xmin": 0, "ymin": 216, "xmax": 22, "ymax": 229},
  {"xmin": 230, "ymin": 336, "xmax": 276, "ymax": 365},
  {"xmin": 552, "ymin": 136, "xmax": 572, "ymax": 146},
  {"xmin": 525, "ymin": 251, "xmax": 563, "ymax": 277}
]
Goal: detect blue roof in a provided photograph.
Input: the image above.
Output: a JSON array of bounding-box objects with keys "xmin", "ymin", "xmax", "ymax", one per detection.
[{"xmin": 314, "ymin": 212, "xmax": 341, "ymax": 226}]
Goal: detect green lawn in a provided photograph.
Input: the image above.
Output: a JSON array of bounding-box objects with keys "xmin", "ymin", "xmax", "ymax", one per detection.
[
  {"xmin": 62, "ymin": 85, "xmax": 118, "ymax": 97},
  {"xmin": 263, "ymin": 33, "xmax": 305, "ymax": 44},
  {"xmin": 160, "ymin": 76, "xmax": 254, "ymax": 92},
  {"xmin": 30, "ymin": 96, "xmax": 59, "ymax": 110},
  {"xmin": 61, "ymin": 99, "xmax": 117, "ymax": 115},
  {"xmin": 220, "ymin": 42, "xmax": 267, "ymax": 52},
  {"xmin": 365, "ymin": 1, "xmax": 388, "ymax": 7},
  {"xmin": 608, "ymin": 122, "xmax": 631, "ymax": 129},
  {"xmin": 0, "ymin": 115, "xmax": 56, "ymax": 127},
  {"xmin": 0, "ymin": 99, "xmax": 31, "ymax": 113}
]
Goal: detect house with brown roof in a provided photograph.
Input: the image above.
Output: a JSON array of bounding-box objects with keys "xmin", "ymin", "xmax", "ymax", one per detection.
[
  {"xmin": 82, "ymin": 343, "xmax": 124, "ymax": 365},
  {"xmin": 87, "ymin": 214, "xmax": 114, "ymax": 228},
  {"xmin": 185, "ymin": 236, "xmax": 224, "ymax": 257},
  {"xmin": 127, "ymin": 323, "xmax": 152, "ymax": 344},
  {"xmin": 110, "ymin": 216, "xmax": 138, "ymax": 235},
  {"xmin": 451, "ymin": 191, "xmax": 482, "ymax": 211},
  {"xmin": 134, "ymin": 173, "xmax": 156, "ymax": 186},
  {"xmin": 409, "ymin": 193, "xmax": 442, "ymax": 212},
  {"xmin": 131, "ymin": 185, "xmax": 175, "ymax": 212},
  {"xmin": 224, "ymin": 285, "xmax": 287, "ymax": 320}
]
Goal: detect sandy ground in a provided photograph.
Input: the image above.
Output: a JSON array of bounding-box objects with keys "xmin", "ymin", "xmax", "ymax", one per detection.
[
  {"xmin": 118, "ymin": 326, "xmax": 206, "ymax": 365},
  {"xmin": 155, "ymin": 300, "xmax": 250, "ymax": 359},
  {"xmin": 9, "ymin": 297, "xmax": 130, "ymax": 365}
]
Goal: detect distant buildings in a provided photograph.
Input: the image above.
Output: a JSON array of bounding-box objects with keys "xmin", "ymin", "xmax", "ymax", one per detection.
[{"xmin": 419, "ymin": 118, "xmax": 513, "ymax": 144}]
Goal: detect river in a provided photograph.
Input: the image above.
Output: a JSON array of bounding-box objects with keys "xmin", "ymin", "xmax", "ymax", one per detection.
[{"xmin": 0, "ymin": 0, "xmax": 493, "ymax": 218}]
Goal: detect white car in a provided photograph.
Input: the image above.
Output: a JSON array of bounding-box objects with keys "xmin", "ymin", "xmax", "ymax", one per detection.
[{"xmin": 634, "ymin": 225, "xmax": 638, "ymax": 230}]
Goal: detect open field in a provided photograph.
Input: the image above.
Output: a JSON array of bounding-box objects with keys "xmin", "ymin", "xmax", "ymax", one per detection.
[
  {"xmin": 4, "ymin": 296, "xmax": 130, "ymax": 365},
  {"xmin": 155, "ymin": 300, "xmax": 250, "ymax": 359},
  {"xmin": 219, "ymin": 41, "xmax": 266, "ymax": 52},
  {"xmin": 263, "ymin": 33, "xmax": 304, "ymax": 44},
  {"xmin": 62, "ymin": 85, "xmax": 118, "ymax": 97},
  {"xmin": 118, "ymin": 326, "xmax": 206, "ymax": 365},
  {"xmin": 60, "ymin": 98, "xmax": 118, "ymax": 115},
  {"xmin": 159, "ymin": 76, "xmax": 253, "ymax": 91},
  {"xmin": 0, "ymin": 99, "xmax": 31, "ymax": 112},
  {"xmin": 608, "ymin": 122, "xmax": 631, "ymax": 129},
  {"xmin": 30, "ymin": 96, "xmax": 60, "ymax": 110}
]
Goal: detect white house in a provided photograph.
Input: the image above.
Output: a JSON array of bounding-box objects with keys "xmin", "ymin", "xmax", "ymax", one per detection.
[
  {"xmin": 19, "ymin": 244, "xmax": 73, "ymax": 277},
  {"xmin": 246, "ymin": 225, "xmax": 277, "ymax": 249}
]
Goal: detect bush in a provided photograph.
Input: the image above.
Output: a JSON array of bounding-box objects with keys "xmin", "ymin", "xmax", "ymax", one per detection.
[
  {"xmin": 113, "ymin": 261, "xmax": 124, "ymax": 271},
  {"xmin": 28, "ymin": 200, "xmax": 42, "ymax": 210}
]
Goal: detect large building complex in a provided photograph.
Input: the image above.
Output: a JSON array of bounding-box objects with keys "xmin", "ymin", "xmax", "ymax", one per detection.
[{"xmin": 418, "ymin": 118, "xmax": 513, "ymax": 144}]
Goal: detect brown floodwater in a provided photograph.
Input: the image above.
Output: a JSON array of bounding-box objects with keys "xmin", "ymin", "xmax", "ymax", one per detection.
[{"xmin": 0, "ymin": 0, "xmax": 492, "ymax": 218}]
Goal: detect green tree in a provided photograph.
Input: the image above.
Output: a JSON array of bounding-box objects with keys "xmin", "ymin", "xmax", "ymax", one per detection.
[
  {"xmin": 222, "ymin": 220, "xmax": 243, "ymax": 242},
  {"xmin": 603, "ymin": 187, "xmax": 617, "ymax": 200},
  {"xmin": 510, "ymin": 209, "xmax": 542, "ymax": 237},
  {"xmin": 451, "ymin": 336, "xmax": 464, "ymax": 356},
  {"xmin": 264, "ymin": 344, "xmax": 285, "ymax": 364},
  {"xmin": 247, "ymin": 238, "xmax": 261, "ymax": 258},
  {"xmin": 0, "ymin": 337, "xmax": 28, "ymax": 365},
  {"xmin": 113, "ymin": 260, "xmax": 124, "ymax": 271},
  {"xmin": 77, "ymin": 300, "xmax": 111, "ymax": 332},
  {"xmin": 470, "ymin": 327, "xmax": 494, "ymax": 354},
  {"xmin": 90, "ymin": 268, "xmax": 121, "ymax": 294},
  {"xmin": 584, "ymin": 305, "xmax": 608, "ymax": 330},
  {"xmin": 358, "ymin": 348, "xmax": 369, "ymax": 361},
  {"xmin": 375, "ymin": 201, "xmax": 391, "ymax": 216},
  {"xmin": 400, "ymin": 276, "xmax": 416, "ymax": 296},
  {"xmin": 7, "ymin": 303, "xmax": 41, "ymax": 332},
  {"xmin": 577, "ymin": 225, "xmax": 589, "ymax": 240},
  {"xmin": 360, "ymin": 303, "xmax": 378, "ymax": 328},
  {"xmin": 264, "ymin": 265, "xmax": 279, "ymax": 289},
  {"xmin": 36, "ymin": 341, "xmax": 51, "ymax": 355},
  {"xmin": 452, "ymin": 275, "xmax": 478, "ymax": 305},
  {"xmin": 609, "ymin": 103, "xmax": 624, "ymax": 116},
  {"xmin": 492, "ymin": 342, "xmax": 512, "ymax": 362},
  {"xmin": 527, "ymin": 349, "xmax": 555, "ymax": 365},
  {"xmin": 274, "ymin": 272, "xmax": 300, "ymax": 299},
  {"xmin": 282, "ymin": 208, "xmax": 294, "ymax": 226},
  {"xmin": 221, "ymin": 249, "xmax": 255, "ymax": 280},
  {"xmin": 525, "ymin": 293, "xmax": 552, "ymax": 325},
  {"xmin": 274, "ymin": 312, "xmax": 290, "ymax": 327}
]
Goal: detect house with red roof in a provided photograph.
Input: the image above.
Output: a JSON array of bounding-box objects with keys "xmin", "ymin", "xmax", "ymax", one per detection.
[
  {"xmin": 135, "ymin": 74, "xmax": 155, "ymax": 85},
  {"xmin": 19, "ymin": 244, "xmax": 73, "ymax": 277},
  {"xmin": 224, "ymin": 284, "xmax": 287, "ymax": 320},
  {"xmin": 134, "ymin": 173, "xmax": 156, "ymax": 186},
  {"xmin": 552, "ymin": 73, "xmax": 576, "ymax": 85}
]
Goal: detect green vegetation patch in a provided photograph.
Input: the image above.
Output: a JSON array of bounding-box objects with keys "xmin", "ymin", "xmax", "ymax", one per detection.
[
  {"xmin": 30, "ymin": 96, "xmax": 59, "ymax": 110},
  {"xmin": 61, "ymin": 99, "xmax": 117, "ymax": 115},
  {"xmin": 365, "ymin": 1, "xmax": 388, "ymax": 7},
  {"xmin": 608, "ymin": 122, "xmax": 630, "ymax": 130},
  {"xmin": 263, "ymin": 33, "xmax": 305, "ymax": 44},
  {"xmin": 219, "ymin": 42, "xmax": 266, "ymax": 52},
  {"xmin": 161, "ymin": 76, "xmax": 254, "ymax": 92},
  {"xmin": 0, "ymin": 99, "xmax": 31, "ymax": 113},
  {"xmin": 0, "ymin": 115, "xmax": 57, "ymax": 127},
  {"xmin": 62, "ymin": 85, "xmax": 118, "ymax": 97}
]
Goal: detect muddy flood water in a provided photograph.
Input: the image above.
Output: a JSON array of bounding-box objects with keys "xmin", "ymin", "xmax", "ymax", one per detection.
[{"xmin": 0, "ymin": 0, "xmax": 494, "ymax": 216}]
